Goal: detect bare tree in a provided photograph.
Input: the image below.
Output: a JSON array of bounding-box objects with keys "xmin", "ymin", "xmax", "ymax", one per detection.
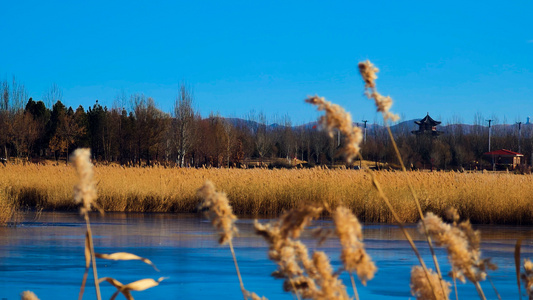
[
  {"xmin": 248, "ymin": 111, "xmax": 271, "ymax": 162},
  {"xmin": 42, "ymin": 83, "xmax": 62, "ymax": 108},
  {"xmin": 173, "ymin": 84, "xmax": 196, "ymax": 167},
  {"xmin": 9, "ymin": 112, "xmax": 39, "ymax": 159},
  {"xmin": 0, "ymin": 77, "xmax": 28, "ymax": 160},
  {"xmin": 132, "ymin": 95, "xmax": 167, "ymax": 165}
]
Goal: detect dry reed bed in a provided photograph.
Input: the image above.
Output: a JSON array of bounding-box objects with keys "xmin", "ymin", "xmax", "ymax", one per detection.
[{"xmin": 1, "ymin": 164, "xmax": 532, "ymax": 224}]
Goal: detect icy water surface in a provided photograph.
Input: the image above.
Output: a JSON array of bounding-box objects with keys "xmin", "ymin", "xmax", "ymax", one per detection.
[{"xmin": 1, "ymin": 212, "xmax": 533, "ymax": 299}]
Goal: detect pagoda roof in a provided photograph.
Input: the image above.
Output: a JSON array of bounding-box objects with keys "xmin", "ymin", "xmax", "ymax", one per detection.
[
  {"xmin": 414, "ymin": 113, "xmax": 441, "ymax": 126},
  {"xmin": 483, "ymin": 149, "xmax": 524, "ymax": 156}
]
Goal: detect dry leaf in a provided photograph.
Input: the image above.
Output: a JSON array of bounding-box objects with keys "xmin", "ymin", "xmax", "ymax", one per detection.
[
  {"xmin": 84, "ymin": 232, "xmax": 91, "ymax": 268},
  {"xmin": 95, "ymin": 252, "xmax": 159, "ymax": 271},
  {"xmin": 99, "ymin": 276, "xmax": 165, "ymax": 300},
  {"xmin": 122, "ymin": 277, "xmax": 165, "ymax": 292},
  {"xmin": 21, "ymin": 291, "xmax": 40, "ymax": 300}
]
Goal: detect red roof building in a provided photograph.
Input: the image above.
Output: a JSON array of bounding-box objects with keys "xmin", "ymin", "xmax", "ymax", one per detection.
[{"xmin": 483, "ymin": 149, "xmax": 524, "ymax": 169}]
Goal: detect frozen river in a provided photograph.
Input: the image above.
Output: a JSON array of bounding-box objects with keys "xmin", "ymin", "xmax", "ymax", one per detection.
[{"xmin": 1, "ymin": 212, "xmax": 532, "ymax": 299}]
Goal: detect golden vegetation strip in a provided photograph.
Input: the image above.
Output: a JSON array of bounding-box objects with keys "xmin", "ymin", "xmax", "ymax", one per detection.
[{"xmin": 1, "ymin": 164, "xmax": 533, "ymax": 224}]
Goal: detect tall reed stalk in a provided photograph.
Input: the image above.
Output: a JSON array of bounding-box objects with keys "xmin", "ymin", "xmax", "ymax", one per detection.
[
  {"xmin": 197, "ymin": 180, "xmax": 266, "ymax": 300},
  {"xmin": 71, "ymin": 149, "xmax": 102, "ymax": 300},
  {"xmin": 358, "ymin": 60, "xmax": 451, "ymax": 299}
]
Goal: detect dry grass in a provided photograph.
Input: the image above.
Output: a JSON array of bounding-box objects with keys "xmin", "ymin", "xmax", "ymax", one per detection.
[
  {"xmin": 1, "ymin": 164, "xmax": 533, "ymax": 224},
  {"xmin": 0, "ymin": 185, "xmax": 17, "ymax": 225}
]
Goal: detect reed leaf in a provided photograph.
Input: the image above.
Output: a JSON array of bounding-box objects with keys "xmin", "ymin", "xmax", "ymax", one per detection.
[
  {"xmin": 78, "ymin": 231, "xmax": 91, "ymax": 300},
  {"xmin": 84, "ymin": 232, "xmax": 91, "ymax": 268},
  {"xmin": 95, "ymin": 252, "xmax": 159, "ymax": 271},
  {"xmin": 100, "ymin": 277, "xmax": 165, "ymax": 300},
  {"xmin": 121, "ymin": 277, "xmax": 165, "ymax": 292},
  {"xmin": 21, "ymin": 291, "xmax": 40, "ymax": 300}
]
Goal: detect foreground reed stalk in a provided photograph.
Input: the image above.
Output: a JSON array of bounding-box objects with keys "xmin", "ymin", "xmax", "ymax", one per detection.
[
  {"xmin": 386, "ymin": 124, "xmax": 449, "ymax": 298},
  {"xmin": 84, "ymin": 216, "xmax": 101, "ymax": 300},
  {"xmin": 359, "ymin": 60, "xmax": 450, "ymax": 299},
  {"xmin": 522, "ymin": 259, "xmax": 533, "ymax": 299},
  {"xmin": 71, "ymin": 149, "xmax": 102, "ymax": 300},
  {"xmin": 370, "ymin": 174, "xmax": 440, "ymax": 299},
  {"xmin": 306, "ymin": 70, "xmax": 444, "ymax": 299},
  {"xmin": 333, "ymin": 206, "xmax": 376, "ymax": 300},
  {"xmin": 197, "ymin": 181, "xmax": 264, "ymax": 300},
  {"xmin": 229, "ymin": 240, "xmax": 246, "ymax": 300},
  {"xmin": 421, "ymin": 211, "xmax": 490, "ymax": 300}
]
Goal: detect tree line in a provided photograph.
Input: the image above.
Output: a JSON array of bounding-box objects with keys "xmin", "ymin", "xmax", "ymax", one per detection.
[{"xmin": 0, "ymin": 78, "xmax": 530, "ymax": 169}]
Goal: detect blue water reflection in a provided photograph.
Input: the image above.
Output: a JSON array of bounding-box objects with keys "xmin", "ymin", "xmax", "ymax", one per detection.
[{"xmin": 0, "ymin": 212, "xmax": 532, "ymax": 299}]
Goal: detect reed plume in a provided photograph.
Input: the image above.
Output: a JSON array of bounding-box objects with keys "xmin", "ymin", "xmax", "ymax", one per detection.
[
  {"xmin": 20, "ymin": 291, "xmax": 40, "ymax": 300},
  {"xmin": 198, "ymin": 181, "xmax": 267, "ymax": 300},
  {"xmin": 411, "ymin": 266, "xmax": 451, "ymax": 300},
  {"xmin": 420, "ymin": 211, "xmax": 492, "ymax": 299},
  {"xmin": 255, "ymin": 205, "xmax": 352, "ymax": 299},
  {"xmin": 333, "ymin": 206, "xmax": 376, "ymax": 285},
  {"xmin": 197, "ymin": 180, "xmax": 238, "ymax": 245},
  {"xmin": 358, "ymin": 60, "xmax": 399, "ymax": 122},
  {"xmin": 312, "ymin": 251, "xmax": 350, "ymax": 300},
  {"xmin": 305, "ymin": 96, "xmax": 362, "ymax": 163},
  {"xmin": 359, "ymin": 60, "xmax": 448, "ymax": 299},
  {"xmin": 522, "ymin": 259, "xmax": 533, "ymax": 299},
  {"xmin": 71, "ymin": 148, "xmax": 101, "ymax": 300},
  {"xmin": 71, "ymin": 148, "xmax": 99, "ymax": 216},
  {"xmin": 421, "ymin": 212, "xmax": 486, "ymax": 283}
]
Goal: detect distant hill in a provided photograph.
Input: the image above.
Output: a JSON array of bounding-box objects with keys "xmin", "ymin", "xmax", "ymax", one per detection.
[{"xmin": 223, "ymin": 117, "xmax": 531, "ymax": 135}]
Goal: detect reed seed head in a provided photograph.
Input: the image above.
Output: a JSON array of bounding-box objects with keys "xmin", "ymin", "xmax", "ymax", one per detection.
[
  {"xmin": 245, "ymin": 291, "xmax": 268, "ymax": 300},
  {"xmin": 333, "ymin": 206, "xmax": 376, "ymax": 285},
  {"xmin": 445, "ymin": 207, "xmax": 460, "ymax": 224},
  {"xmin": 197, "ymin": 180, "xmax": 238, "ymax": 245},
  {"xmin": 71, "ymin": 148, "xmax": 97, "ymax": 216},
  {"xmin": 305, "ymin": 96, "xmax": 363, "ymax": 163},
  {"xmin": 254, "ymin": 205, "xmax": 350, "ymax": 299},
  {"xmin": 410, "ymin": 266, "xmax": 451, "ymax": 300},
  {"xmin": 358, "ymin": 60, "xmax": 378, "ymax": 89},
  {"xmin": 522, "ymin": 259, "xmax": 533, "ymax": 297},
  {"xmin": 312, "ymin": 251, "xmax": 350, "ymax": 300},
  {"xmin": 421, "ymin": 212, "xmax": 487, "ymax": 283},
  {"xmin": 358, "ymin": 60, "xmax": 399, "ymax": 122},
  {"xmin": 20, "ymin": 291, "xmax": 40, "ymax": 300}
]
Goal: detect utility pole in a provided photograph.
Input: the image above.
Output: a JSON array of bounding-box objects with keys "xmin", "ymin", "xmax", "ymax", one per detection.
[
  {"xmin": 517, "ymin": 121, "xmax": 522, "ymax": 154},
  {"xmin": 362, "ymin": 120, "xmax": 368, "ymax": 143},
  {"xmin": 487, "ymin": 119, "xmax": 492, "ymax": 152},
  {"xmin": 487, "ymin": 119, "xmax": 493, "ymax": 170}
]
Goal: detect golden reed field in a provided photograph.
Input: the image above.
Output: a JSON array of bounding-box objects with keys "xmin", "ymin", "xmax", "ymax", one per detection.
[
  {"xmin": 2, "ymin": 163, "xmax": 533, "ymax": 225},
  {"xmin": 6, "ymin": 61, "xmax": 533, "ymax": 300}
]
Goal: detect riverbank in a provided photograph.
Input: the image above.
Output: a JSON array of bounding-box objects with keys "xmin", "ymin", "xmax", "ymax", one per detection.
[{"xmin": 2, "ymin": 164, "xmax": 532, "ymax": 224}]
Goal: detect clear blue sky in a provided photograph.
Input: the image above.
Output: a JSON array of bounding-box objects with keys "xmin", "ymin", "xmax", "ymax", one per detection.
[{"xmin": 1, "ymin": 1, "xmax": 532, "ymax": 125}]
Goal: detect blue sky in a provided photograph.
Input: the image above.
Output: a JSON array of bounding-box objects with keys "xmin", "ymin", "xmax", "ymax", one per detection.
[{"xmin": 1, "ymin": 1, "xmax": 532, "ymax": 125}]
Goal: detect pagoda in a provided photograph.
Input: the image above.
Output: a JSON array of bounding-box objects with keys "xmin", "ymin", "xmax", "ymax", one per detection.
[{"xmin": 411, "ymin": 113, "xmax": 442, "ymax": 136}]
